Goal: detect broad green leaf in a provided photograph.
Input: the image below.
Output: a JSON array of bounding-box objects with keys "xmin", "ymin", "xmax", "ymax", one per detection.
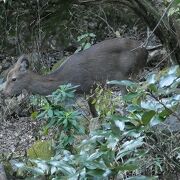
[
  {"xmin": 141, "ymin": 110, "xmax": 156, "ymax": 125},
  {"xmin": 126, "ymin": 176, "xmax": 158, "ymax": 180},
  {"xmin": 87, "ymin": 152, "xmax": 103, "ymax": 161},
  {"xmin": 111, "ymin": 115, "xmax": 130, "ymax": 122},
  {"xmin": 115, "ymin": 120, "xmax": 125, "ymax": 131},
  {"xmin": 31, "ymin": 111, "xmax": 38, "ymax": 119},
  {"xmin": 173, "ymin": 94, "xmax": 180, "ymax": 101},
  {"xmin": 159, "ymin": 74, "xmax": 177, "ymax": 88},
  {"xmin": 168, "ymin": 65, "xmax": 179, "ymax": 75},
  {"xmin": 85, "ymin": 161, "xmax": 106, "ymax": 170},
  {"xmin": 36, "ymin": 161, "xmax": 49, "ymax": 172},
  {"xmin": 150, "ymin": 116, "xmax": 162, "ymax": 126},
  {"xmin": 148, "ymin": 84, "xmax": 158, "ymax": 92},
  {"xmin": 127, "ymin": 104, "xmax": 142, "ymax": 112},
  {"xmin": 159, "ymin": 108, "xmax": 172, "ymax": 119},
  {"xmin": 146, "ymin": 73, "xmax": 157, "ymax": 84},
  {"xmin": 114, "ymin": 164, "xmax": 138, "ymax": 171},
  {"xmin": 48, "ymin": 109, "xmax": 53, "ymax": 117},
  {"xmin": 116, "ymin": 137, "xmax": 144, "ymax": 159},
  {"xmin": 49, "ymin": 160, "xmax": 76, "ymax": 175},
  {"xmin": 124, "ymin": 130, "xmax": 141, "ymax": 138},
  {"xmin": 168, "ymin": 7, "xmax": 179, "ymax": 16},
  {"xmin": 14, "ymin": 162, "xmax": 25, "ymax": 168},
  {"xmin": 84, "ymin": 42, "xmax": 91, "ymax": 49},
  {"xmin": 123, "ymin": 92, "xmax": 140, "ymax": 101},
  {"xmin": 51, "ymin": 166, "xmax": 57, "ymax": 174},
  {"xmin": 87, "ymin": 169, "xmax": 108, "ymax": 177},
  {"xmin": 33, "ymin": 167, "xmax": 44, "ymax": 174},
  {"xmin": 89, "ymin": 33, "xmax": 96, "ymax": 37},
  {"xmin": 110, "ymin": 121, "xmax": 122, "ymax": 136},
  {"xmin": 141, "ymin": 100, "xmax": 163, "ymax": 111},
  {"xmin": 107, "ymin": 80, "xmax": 137, "ymax": 87},
  {"xmin": 107, "ymin": 135, "xmax": 119, "ymax": 149}
]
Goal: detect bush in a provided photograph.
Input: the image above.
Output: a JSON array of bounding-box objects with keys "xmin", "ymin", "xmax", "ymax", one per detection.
[{"xmin": 4, "ymin": 65, "xmax": 180, "ymax": 179}]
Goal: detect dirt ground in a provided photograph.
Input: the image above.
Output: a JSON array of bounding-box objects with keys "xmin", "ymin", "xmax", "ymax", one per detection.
[{"xmin": 0, "ymin": 116, "xmax": 41, "ymax": 154}]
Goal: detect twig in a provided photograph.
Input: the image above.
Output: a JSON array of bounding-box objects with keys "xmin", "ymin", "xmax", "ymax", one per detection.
[
  {"xmin": 149, "ymin": 92, "xmax": 180, "ymax": 122},
  {"xmin": 151, "ymin": 47, "xmax": 177, "ymax": 70},
  {"xmin": 146, "ymin": 142, "xmax": 180, "ymax": 170},
  {"xmin": 89, "ymin": 8, "xmax": 116, "ymax": 35}
]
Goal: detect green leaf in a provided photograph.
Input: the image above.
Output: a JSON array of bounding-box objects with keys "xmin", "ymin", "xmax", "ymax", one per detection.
[
  {"xmin": 126, "ymin": 176, "xmax": 158, "ymax": 180},
  {"xmin": 159, "ymin": 108, "xmax": 172, "ymax": 119},
  {"xmin": 48, "ymin": 109, "xmax": 53, "ymax": 117},
  {"xmin": 110, "ymin": 115, "xmax": 130, "ymax": 135},
  {"xmin": 107, "ymin": 135, "xmax": 119, "ymax": 149},
  {"xmin": 146, "ymin": 73, "xmax": 157, "ymax": 84},
  {"xmin": 32, "ymin": 167, "xmax": 44, "ymax": 174},
  {"xmin": 168, "ymin": 7, "xmax": 179, "ymax": 16},
  {"xmin": 89, "ymin": 33, "xmax": 96, "ymax": 37},
  {"xmin": 31, "ymin": 111, "xmax": 38, "ymax": 119},
  {"xmin": 148, "ymin": 84, "xmax": 158, "ymax": 92},
  {"xmin": 84, "ymin": 42, "xmax": 91, "ymax": 49},
  {"xmin": 36, "ymin": 161, "xmax": 49, "ymax": 172},
  {"xmin": 51, "ymin": 166, "xmax": 57, "ymax": 175},
  {"xmin": 175, "ymin": 0, "xmax": 180, "ymax": 5},
  {"xmin": 141, "ymin": 110, "xmax": 156, "ymax": 125},
  {"xmin": 116, "ymin": 137, "xmax": 144, "ymax": 159},
  {"xmin": 127, "ymin": 104, "xmax": 142, "ymax": 112},
  {"xmin": 123, "ymin": 92, "xmax": 140, "ymax": 101},
  {"xmin": 14, "ymin": 162, "xmax": 25, "ymax": 168},
  {"xmin": 141, "ymin": 100, "xmax": 162, "ymax": 111},
  {"xmin": 49, "ymin": 160, "xmax": 76, "ymax": 175},
  {"xmin": 107, "ymin": 80, "xmax": 137, "ymax": 87},
  {"xmin": 111, "ymin": 115, "xmax": 130, "ymax": 122},
  {"xmin": 159, "ymin": 74, "xmax": 177, "ymax": 88},
  {"xmin": 114, "ymin": 164, "xmax": 138, "ymax": 171},
  {"xmin": 114, "ymin": 120, "xmax": 125, "ymax": 131},
  {"xmin": 85, "ymin": 161, "xmax": 106, "ymax": 170},
  {"xmin": 87, "ymin": 169, "xmax": 108, "ymax": 177},
  {"xmin": 168, "ymin": 65, "xmax": 179, "ymax": 75},
  {"xmin": 87, "ymin": 152, "xmax": 103, "ymax": 161},
  {"xmin": 150, "ymin": 116, "xmax": 162, "ymax": 126}
]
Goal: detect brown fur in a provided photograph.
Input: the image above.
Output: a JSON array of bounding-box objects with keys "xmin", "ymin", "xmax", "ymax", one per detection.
[{"xmin": 4, "ymin": 38, "xmax": 148, "ymax": 116}]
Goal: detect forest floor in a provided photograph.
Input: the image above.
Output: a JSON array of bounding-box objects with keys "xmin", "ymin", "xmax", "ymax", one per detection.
[
  {"xmin": 0, "ymin": 116, "xmax": 41, "ymax": 154},
  {"xmin": 0, "ymin": 96, "xmax": 90, "ymax": 154}
]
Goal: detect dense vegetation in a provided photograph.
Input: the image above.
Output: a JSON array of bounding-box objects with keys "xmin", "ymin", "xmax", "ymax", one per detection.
[{"xmin": 0, "ymin": 0, "xmax": 179, "ymax": 179}]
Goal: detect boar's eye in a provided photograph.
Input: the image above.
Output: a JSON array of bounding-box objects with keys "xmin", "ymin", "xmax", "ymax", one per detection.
[{"xmin": 12, "ymin": 77, "xmax": 16, "ymax": 82}]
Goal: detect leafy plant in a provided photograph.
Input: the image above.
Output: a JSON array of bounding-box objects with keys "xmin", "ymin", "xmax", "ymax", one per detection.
[
  {"xmin": 108, "ymin": 65, "xmax": 180, "ymax": 127},
  {"xmin": 5, "ymin": 66, "xmax": 180, "ymax": 179},
  {"xmin": 166, "ymin": 0, "xmax": 180, "ymax": 16},
  {"xmin": 91, "ymin": 84, "xmax": 120, "ymax": 118},
  {"xmin": 32, "ymin": 84, "xmax": 85, "ymax": 149},
  {"xmin": 75, "ymin": 32, "xmax": 96, "ymax": 52}
]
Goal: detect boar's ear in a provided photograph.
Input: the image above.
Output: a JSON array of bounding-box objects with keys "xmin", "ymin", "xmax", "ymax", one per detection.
[{"xmin": 17, "ymin": 56, "xmax": 29, "ymax": 72}]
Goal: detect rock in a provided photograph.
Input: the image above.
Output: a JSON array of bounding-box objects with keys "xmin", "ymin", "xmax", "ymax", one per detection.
[
  {"xmin": 0, "ymin": 82, "xmax": 5, "ymax": 91},
  {"xmin": 0, "ymin": 164, "xmax": 7, "ymax": 180},
  {"xmin": 2, "ymin": 61, "xmax": 11, "ymax": 70},
  {"xmin": 0, "ymin": 54, "xmax": 5, "ymax": 61},
  {"xmin": 153, "ymin": 112, "xmax": 180, "ymax": 133}
]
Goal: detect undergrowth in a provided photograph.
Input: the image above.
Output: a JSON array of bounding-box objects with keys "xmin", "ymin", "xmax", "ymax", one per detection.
[{"xmin": 1, "ymin": 65, "xmax": 180, "ymax": 179}]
